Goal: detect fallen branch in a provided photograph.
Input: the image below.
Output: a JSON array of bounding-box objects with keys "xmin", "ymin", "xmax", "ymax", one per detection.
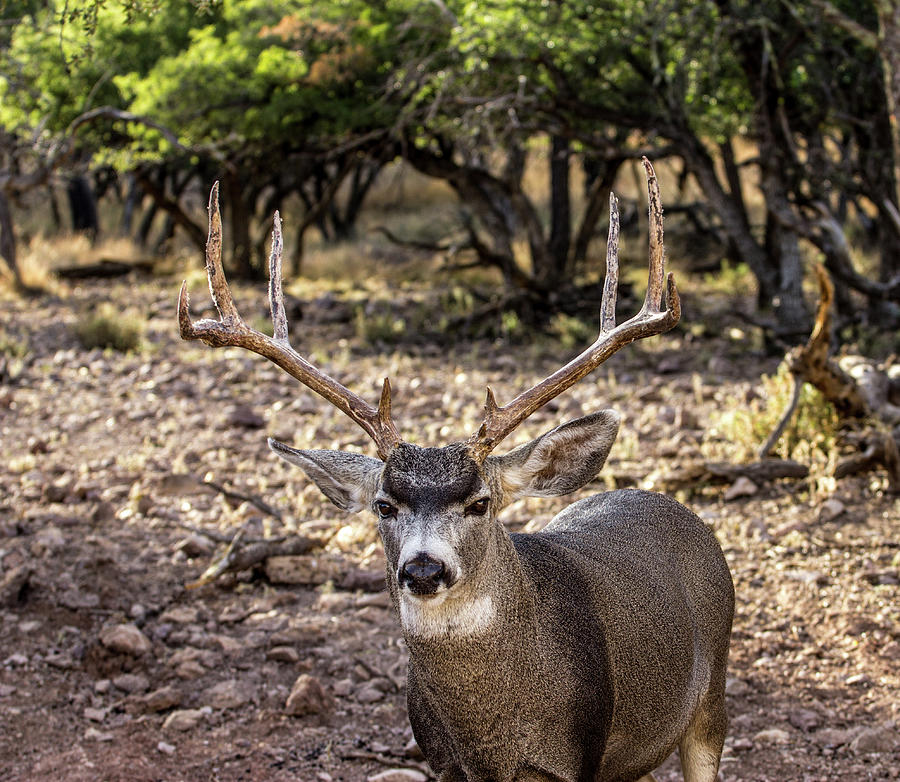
[
  {"xmin": 655, "ymin": 458, "xmax": 809, "ymax": 491},
  {"xmin": 199, "ymin": 478, "xmax": 284, "ymax": 521},
  {"xmin": 185, "ymin": 524, "xmax": 315, "ymax": 589}
]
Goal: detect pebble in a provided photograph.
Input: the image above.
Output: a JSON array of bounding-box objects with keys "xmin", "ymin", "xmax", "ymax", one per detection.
[
  {"xmin": 788, "ymin": 708, "xmax": 821, "ymax": 732},
  {"xmin": 99, "ymin": 624, "xmax": 152, "ymax": 656},
  {"xmin": 366, "ymin": 770, "xmax": 427, "ymax": 782},
  {"xmin": 84, "ymin": 707, "xmax": 107, "ymax": 722},
  {"xmin": 724, "ymin": 477, "xmax": 757, "ymax": 501},
  {"xmin": 157, "ymin": 741, "xmax": 176, "ymax": 756},
  {"xmin": 84, "ymin": 727, "xmax": 114, "ymax": 742},
  {"xmin": 267, "ymin": 646, "xmax": 300, "ymax": 664},
  {"xmin": 162, "ymin": 708, "xmax": 209, "ymax": 732},
  {"xmin": 355, "ymin": 685, "xmax": 385, "ymax": 704},
  {"xmin": 112, "ymin": 673, "xmax": 150, "ymax": 693},
  {"xmin": 753, "ymin": 728, "xmax": 791, "ymax": 744},
  {"xmin": 285, "ymin": 674, "xmax": 334, "ymax": 717},
  {"xmin": 203, "ymin": 678, "xmax": 255, "ymax": 710},
  {"xmin": 142, "ymin": 685, "xmax": 183, "ymax": 713},
  {"xmin": 851, "ymin": 724, "xmax": 900, "ymax": 755}
]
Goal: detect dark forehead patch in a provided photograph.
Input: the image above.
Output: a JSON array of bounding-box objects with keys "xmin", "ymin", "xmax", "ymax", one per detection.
[{"xmin": 382, "ymin": 443, "xmax": 482, "ymax": 509}]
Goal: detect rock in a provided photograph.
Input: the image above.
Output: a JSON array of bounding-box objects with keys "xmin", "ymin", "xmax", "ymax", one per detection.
[
  {"xmin": 788, "ymin": 708, "xmax": 822, "ymax": 732},
  {"xmin": 818, "ymin": 498, "xmax": 846, "ymax": 522},
  {"xmin": 813, "ymin": 727, "xmax": 863, "ymax": 748},
  {"xmin": 341, "ymin": 568, "xmax": 387, "ymax": 593},
  {"xmin": 730, "ymin": 737, "xmax": 754, "ymax": 752},
  {"xmin": 31, "ymin": 525, "xmax": 66, "ymax": 555},
  {"xmin": 99, "ymin": 624, "xmax": 152, "ymax": 656},
  {"xmin": 225, "ymin": 403, "xmax": 265, "ymax": 429},
  {"xmin": 366, "ymin": 770, "xmax": 427, "ymax": 782},
  {"xmin": 267, "ymin": 646, "xmax": 300, "ymax": 664},
  {"xmin": 753, "ymin": 727, "xmax": 791, "ymax": 744},
  {"xmin": 355, "ymin": 685, "xmax": 385, "ymax": 704},
  {"xmin": 0, "ymin": 565, "xmax": 31, "ymax": 607},
  {"xmin": 174, "ymin": 535, "xmax": 214, "ymax": 559},
  {"xmin": 160, "ymin": 606, "xmax": 200, "ymax": 624},
  {"xmin": 725, "ymin": 677, "xmax": 750, "ymax": 697},
  {"xmin": 157, "ymin": 741, "xmax": 176, "ymax": 756},
  {"xmin": 724, "ymin": 477, "xmax": 757, "ymax": 501},
  {"xmin": 332, "ymin": 678, "xmax": 353, "ymax": 697},
  {"xmin": 162, "ymin": 708, "xmax": 207, "ymax": 732},
  {"xmin": 83, "ymin": 707, "xmax": 107, "ymax": 722},
  {"xmin": 285, "ymin": 674, "xmax": 334, "ymax": 717},
  {"xmin": 850, "ymin": 723, "xmax": 900, "ymax": 755},
  {"xmin": 203, "ymin": 678, "xmax": 255, "ymax": 710},
  {"xmin": 142, "ymin": 685, "xmax": 183, "ymax": 713},
  {"xmin": 112, "ymin": 673, "xmax": 150, "ymax": 693},
  {"xmin": 84, "ymin": 727, "xmax": 114, "ymax": 742}
]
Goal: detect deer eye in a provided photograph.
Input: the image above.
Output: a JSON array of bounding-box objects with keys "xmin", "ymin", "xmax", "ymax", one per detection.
[
  {"xmin": 465, "ymin": 497, "xmax": 490, "ymax": 516},
  {"xmin": 374, "ymin": 500, "xmax": 397, "ymax": 519}
]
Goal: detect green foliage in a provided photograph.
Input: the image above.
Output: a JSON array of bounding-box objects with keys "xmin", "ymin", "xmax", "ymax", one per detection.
[
  {"xmin": 707, "ymin": 363, "xmax": 840, "ymax": 471},
  {"xmin": 548, "ymin": 312, "xmax": 593, "ymax": 350},
  {"xmin": 74, "ymin": 303, "xmax": 144, "ymax": 352}
]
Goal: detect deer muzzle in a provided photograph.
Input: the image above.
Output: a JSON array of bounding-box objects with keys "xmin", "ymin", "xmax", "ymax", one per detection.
[{"xmin": 399, "ymin": 552, "xmax": 454, "ymax": 596}]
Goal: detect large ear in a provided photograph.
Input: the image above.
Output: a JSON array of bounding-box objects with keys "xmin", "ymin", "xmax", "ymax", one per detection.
[
  {"xmin": 268, "ymin": 439, "xmax": 383, "ymax": 513},
  {"xmin": 487, "ymin": 410, "xmax": 620, "ymax": 502}
]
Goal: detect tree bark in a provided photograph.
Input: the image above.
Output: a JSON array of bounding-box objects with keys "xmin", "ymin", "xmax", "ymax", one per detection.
[{"xmin": 0, "ymin": 190, "xmax": 22, "ymax": 285}]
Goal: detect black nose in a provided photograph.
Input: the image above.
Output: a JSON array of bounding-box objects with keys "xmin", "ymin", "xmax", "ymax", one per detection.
[{"xmin": 399, "ymin": 553, "xmax": 447, "ymax": 595}]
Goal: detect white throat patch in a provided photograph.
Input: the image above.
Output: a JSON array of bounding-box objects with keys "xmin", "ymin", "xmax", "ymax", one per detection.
[{"xmin": 398, "ymin": 590, "xmax": 496, "ymax": 639}]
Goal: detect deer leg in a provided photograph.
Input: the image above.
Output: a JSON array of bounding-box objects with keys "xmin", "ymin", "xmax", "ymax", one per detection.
[{"xmin": 678, "ymin": 688, "xmax": 727, "ymax": 782}]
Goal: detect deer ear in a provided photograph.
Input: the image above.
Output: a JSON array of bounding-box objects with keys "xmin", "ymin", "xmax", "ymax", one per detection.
[
  {"xmin": 488, "ymin": 410, "xmax": 620, "ymax": 501},
  {"xmin": 268, "ymin": 439, "xmax": 383, "ymax": 513}
]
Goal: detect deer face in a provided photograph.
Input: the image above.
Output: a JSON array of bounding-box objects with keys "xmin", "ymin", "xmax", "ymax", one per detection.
[{"xmin": 269, "ymin": 410, "xmax": 620, "ymax": 636}]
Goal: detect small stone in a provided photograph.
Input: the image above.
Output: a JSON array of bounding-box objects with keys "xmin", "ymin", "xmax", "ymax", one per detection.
[
  {"xmin": 0, "ymin": 566, "xmax": 31, "ymax": 608},
  {"xmin": 724, "ymin": 477, "xmax": 757, "ymax": 501},
  {"xmin": 203, "ymin": 678, "xmax": 255, "ymax": 710},
  {"xmin": 99, "ymin": 624, "xmax": 152, "ymax": 656},
  {"xmin": 788, "ymin": 708, "xmax": 821, "ymax": 732},
  {"xmin": 770, "ymin": 519, "xmax": 808, "ymax": 539},
  {"xmin": 175, "ymin": 660, "xmax": 206, "ymax": 679},
  {"xmin": 163, "ymin": 708, "xmax": 206, "ymax": 732},
  {"xmin": 225, "ymin": 404, "xmax": 265, "ymax": 429},
  {"xmin": 83, "ymin": 707, "xmax": 107, "ymax": 723},
  {"xmin": 355, "ymin": 685, "xmax": 385, "ymax": 704},
  {"xmin": 753, "ymin": 728, "xmax": 791, "ymax": 744},
  {"xmin": 730, "ymin": 737, "xmax": 754, "ymax": 752},
  {"xmin": 112, "ymin": 673, "xmax": 150, "ymax": 693},
  {"xmin": 850, "ymin": 724, "xmax": 900, "ymax": 755},
  {"xmin": 285, "ymin": 674, "xmax": 334, "ymax": 717},
  {"xmin": 366, "ymin": 770, "xmax": 427, "ymax": 782},
  {"xmin": 157, "ymin": 741, "xmax": 176, "ymax": 756},
  {"xmin": 94, "ymin": 679, "xmax": 111, "ymax": 694},
  {"xmin": 84, "ymin": 727, "xmax": 114, "ymax": 742},
  {"xmin": 332, "ymin": 678, "xmax": 353, "ymax": 697},
  {"xmin": 844, "ymin": 673, "xmax": 870, "ymax": 686},
  {"xmin": 142, "ymin": 685, "xmax": 183, "ymax": 713},
  {"xmin": 814, "ymin": 727, "xmax": 862, "ymax": 748},
  {"xmin": 267, "ymin": 646, "xmax": 300, "ymax": 664},
  {"xmin": 175, "ymin": 535, "xmax": 215, "ymax": 559},
  {"xmin": 818, "ymin": 498, "xmax": 845, "ymax": 522},
  {"xmin": 5, "ymin": 653, "xmax": 28, "ymax": 666},
  {"xmin": 725, "ymin": 677, "xmax": 750, "ymax": 697},
  {"xmin": 160, "ymin": 606, "xmax": 200, "ymax": 625}
]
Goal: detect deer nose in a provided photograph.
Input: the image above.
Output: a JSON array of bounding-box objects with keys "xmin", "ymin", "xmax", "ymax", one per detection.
[{"xmin": 399, "ymin": 553, "xmax": 448, "ymax": 595}]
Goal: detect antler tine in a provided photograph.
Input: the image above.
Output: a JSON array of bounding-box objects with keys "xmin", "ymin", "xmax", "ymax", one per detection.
[
  {"xmin": 179, "ymin": 185, "xmax": 402, "ymax": 460},
  {"xmin": 467, "ymin": 159, "xmax": 681, "ymax": 463}
]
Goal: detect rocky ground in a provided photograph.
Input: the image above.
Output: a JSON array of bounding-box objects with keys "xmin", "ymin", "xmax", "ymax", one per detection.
[{"xmin": 1, "ymin": 275, "xmax": 898, "ymax": 781}]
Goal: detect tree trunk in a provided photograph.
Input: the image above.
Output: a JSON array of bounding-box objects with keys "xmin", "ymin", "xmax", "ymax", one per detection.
[
  {"xmin": 546, "ymin": 135, "xmax": 571, "ymax": 286},
  {"xmin": 222, "ymin": 172, "xmax": 256, "ymax": 279},
  {"xmin": 0, "ymin": 190, "xmax": 22, "ymax": 286},
  {"xmin": 66, "ymin": 174, "xmax": 99, "ymax": 242}
]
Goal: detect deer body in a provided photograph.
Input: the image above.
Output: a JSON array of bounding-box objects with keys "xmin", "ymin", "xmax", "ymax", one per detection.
[{"xmin": 179, "ymin": 160, "xmax": 734, "ymax": 782}]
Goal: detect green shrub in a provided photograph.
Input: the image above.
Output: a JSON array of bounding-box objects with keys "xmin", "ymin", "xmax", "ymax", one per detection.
[{"xmin": 74, "ymin": 303, "xmax": 144, "ymax": 352}]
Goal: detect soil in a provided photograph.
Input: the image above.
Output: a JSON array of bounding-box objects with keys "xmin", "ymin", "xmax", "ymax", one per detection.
[{"xmin": 1, "ymin": 276, "xmax": 898, "ymax": 782}]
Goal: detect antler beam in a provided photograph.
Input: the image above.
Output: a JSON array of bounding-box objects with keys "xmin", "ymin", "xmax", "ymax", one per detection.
[
  {"xmin": 178, "ymin": 183, "xmax": 402, "ymax": 460},
  {"xmin": 467, "ymin": 157, "xmax": 681, "ymax": 462}
]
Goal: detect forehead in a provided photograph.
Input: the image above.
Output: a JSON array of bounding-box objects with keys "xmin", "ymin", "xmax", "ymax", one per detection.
[{"xmin": 381, "ymin": 443, "xmax": 482, "ymax": 507}]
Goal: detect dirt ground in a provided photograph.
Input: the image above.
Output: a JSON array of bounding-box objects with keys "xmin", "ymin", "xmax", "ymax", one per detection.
[{"xmin": 1, "ymin": 275, "xmax": 898, "ymax": 781}]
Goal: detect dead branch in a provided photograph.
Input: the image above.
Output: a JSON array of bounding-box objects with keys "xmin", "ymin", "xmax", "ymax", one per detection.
[
  {"xmin": 655, "ymin": 458, "xmax": 809, "ymax": 492},
  {"xmin": 764, "ymin": 264, "xmax": 900, "ymax": 490},
  {"xmin": 185, "ymin": 525, "xmax": 315, "ymax": 590},
  {"xmin": 199, "ymin": 478, "xmax": 284, "ymax": 521}
]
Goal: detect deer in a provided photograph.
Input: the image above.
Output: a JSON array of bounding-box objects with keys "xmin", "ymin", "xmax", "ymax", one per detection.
[{"xmin": 178, "ymin": 158, "xmax": 734, "ymax": 782}]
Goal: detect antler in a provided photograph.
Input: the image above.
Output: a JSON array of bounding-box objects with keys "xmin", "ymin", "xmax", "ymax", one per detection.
[
  {"xmin": 467, "ymin": 157, "xmax": 681, "ymax": 462},
  {"xmin": 178, "ymin": 183, "xmax": 402, "ymax": 460}
]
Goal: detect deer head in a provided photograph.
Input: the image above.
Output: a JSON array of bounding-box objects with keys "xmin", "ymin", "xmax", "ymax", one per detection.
[{"xmin": 178, "ymin": 158, "xmax": 679, "ymax": 633}]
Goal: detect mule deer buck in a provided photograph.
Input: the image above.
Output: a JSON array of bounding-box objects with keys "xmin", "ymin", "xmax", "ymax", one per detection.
[{"xmin": 179, "ymin": 158, "xmax": 734, "ymax": 782}]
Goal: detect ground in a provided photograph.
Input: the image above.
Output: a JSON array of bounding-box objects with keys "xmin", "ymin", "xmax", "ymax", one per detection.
[{"xmin": 0, "ymin": 274, "xmax": 898, "ymax": 782}]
